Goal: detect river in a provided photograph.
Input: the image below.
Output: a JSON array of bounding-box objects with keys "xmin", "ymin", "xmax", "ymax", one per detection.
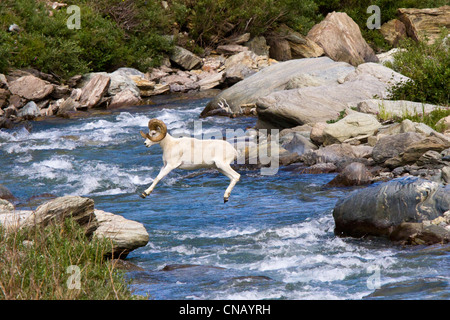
[{"xmin": 0, "ymin": 95, "xmax": 448, "ymax": 300}]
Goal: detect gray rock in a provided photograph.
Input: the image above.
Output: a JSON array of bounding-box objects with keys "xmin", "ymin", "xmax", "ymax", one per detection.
[
  {"xmin": 108, "ymin": 89, "xmax": 141, "ymax": 109},
  {"xmin": 333, "ymin": 176, "xmax": 450, "ymax": 239},
  {"xmin": 321, "ymin": 112, "xmax": 381, "ymax": 145},
  {"xmin": 79, "ymin": 74, "xmax": 111, "ymax": 108},
  {"xmin": 255, "ymin": 62, "xmax": 409, "ymax": 129},
  {"xmin": 170, "ymin": 46, "xmax": 203, "ymax": 70},
  {"xmin": 280, "ymin": 131, "xmax": 317, "ymax": 156},
  {"xmin": 307, "ymin": 11, "xmax": 378, "ymax": 66},
  {"xmin": 93, "ymin": 209, "xmax": 149, "ymax": 259},
  {"xmin": 201, "ymin": 57, "xmax": 355, "ymax": 119},
  {"xmin": 17, "ymin": 101, "xmax": 41, "ymax": 119},
  {"xmin": 108, "ymin": 69, "xmax": 141, "ymax": 97},
  {"xmin": 8, "ymin": 75, "xmax": 54, "ymax": 100},
  {"xmin": 357, "ymin": 99, "xmax": 441, "ymax": 118},
  {"xmin": 244, "ymin": 36, "xmax": 270, "ymax": 56},
  {"xmin": 0, "ymin": 199, "xmax": 14, "ymax": 212},
  {"xmin": 372, "ymin": 132, "xmax": 423, "ymax": 164},
  {"xmin": 442, "ymin": 166, "xmax": 450, "ymax": 184},
  {"xmin": 300, "ymin": 143, "xmax": 367, "ymax": 169},
  {"xmin": 326, "ymin": 162, "xmax": 373, "ymax": 187},
  {"xmin": 21, "ymin": 196, "xmax": 98, "ymax": 237}
]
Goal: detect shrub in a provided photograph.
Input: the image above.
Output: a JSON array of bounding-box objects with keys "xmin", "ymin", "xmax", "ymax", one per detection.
[
  {"xmin": 171, "ymin": 0, "xmax": 320, "ymax": 47},
  {"xmin": 0, "ymin": 0, "xmax": 173, "ymax": 79},
  {"xmin": 385, "ymin": 30, "xmax": 450, "ymax": 106}
]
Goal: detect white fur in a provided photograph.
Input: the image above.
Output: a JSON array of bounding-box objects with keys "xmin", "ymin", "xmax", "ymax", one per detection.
[{"xmin": 141, "ymin": 130, "xmax": 240, "ymax": 202}]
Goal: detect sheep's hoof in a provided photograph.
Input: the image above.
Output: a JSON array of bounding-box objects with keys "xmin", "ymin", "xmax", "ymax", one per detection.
[
  {"xmin": 140, "ymin": 192, "xmax": 147, "ymax": 199},
  {"xmin": 224, "ymin": 197, "xmax": 229, "ymax": 203}
]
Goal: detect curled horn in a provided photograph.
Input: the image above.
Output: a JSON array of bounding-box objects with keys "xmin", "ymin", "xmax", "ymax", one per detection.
[{"xmin": 146, "ymin": 119, "xmax": 167, "ymax": 142}]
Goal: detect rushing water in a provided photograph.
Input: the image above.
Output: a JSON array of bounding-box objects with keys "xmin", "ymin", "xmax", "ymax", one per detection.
[{"xmin": 0, "ymin": 96, "xmax": 448, "ymax": 300}]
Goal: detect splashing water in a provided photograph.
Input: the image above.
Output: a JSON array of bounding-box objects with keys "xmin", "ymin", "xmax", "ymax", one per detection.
[{"xmin": 1, "ymin": 97, "xmax": 448, "ymax": 300}]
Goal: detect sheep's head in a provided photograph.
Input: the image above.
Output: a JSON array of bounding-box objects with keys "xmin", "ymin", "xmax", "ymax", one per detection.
[{"xmin": 140, "ymin": 119, "xmax": 167, "ymax": 147}]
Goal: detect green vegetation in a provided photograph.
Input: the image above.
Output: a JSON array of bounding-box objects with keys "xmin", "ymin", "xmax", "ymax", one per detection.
[
  {"xmin": 315, "ymin": 0, "xmax": 449, "ymax": 51},
  {"xmin": 377, "ymin": 102, "xmax": 450, "ymax": 132},
  {"xmin": 0, "ymin": 0, "xmax": 173, "ymax": 79},
  {"xmin": 400, "ymin": 108, "xmax": 450, "ymax": 132},
  {"xmin": 0, "ymin": 0, "xmax": 448, "ymax": 80},
  {"xmin": 385, "ymin": 30, "xmax": 449, "ymax": 106},
  {"xmin": 0, "ymin": 218, "xmax": 142, "ymax": 300}
]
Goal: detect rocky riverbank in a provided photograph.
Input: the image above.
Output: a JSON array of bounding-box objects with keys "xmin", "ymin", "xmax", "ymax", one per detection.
[
  {"xmin": 0, "ymin": 192, "xmax": 149, "ymax": 259},
  {"xmin": 1, "ymin": 6, "xmax": 449, "ymax": 248}
]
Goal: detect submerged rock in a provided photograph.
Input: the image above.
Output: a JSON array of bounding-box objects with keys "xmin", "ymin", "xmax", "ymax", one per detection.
[{"xmin": 333, "ymin": 176, "xmax": 450, "ymax": 244}]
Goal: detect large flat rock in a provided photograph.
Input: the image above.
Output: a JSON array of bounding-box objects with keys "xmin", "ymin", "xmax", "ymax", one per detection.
[{"xmin": 200, "ymin": 56, "xmax": 355, "ymax": 118}]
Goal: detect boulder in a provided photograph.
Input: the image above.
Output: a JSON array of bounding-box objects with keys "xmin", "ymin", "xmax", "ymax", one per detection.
[
  {"xmin": 225, "ymin": 33, "xmax": 251, "ymax": 45},
  {"xmin": 300, "ymin": 143, "xmax": 367, "ymax": 168},
  {"xmin": 266, "ymin": 37, "xmax": 292, "ymax": 61},
  {"xmin": 266, "ymin": 24, "xmax": 323, "ymax": 61},
  {"xmin": 17, "ymin": 101, "xmax": 41, "ymax": 120},
  {"xmin": 357, "ymin": 99, "xmax": 442, "ymax": 119},
  {"xmin": 333, "ymin": 176, "xmax": 450, "ymax": 244},
  {"xmin": 256, "ymin": 62, "xmax": 408, "ymax": 129},
  {"xmin": 321, "ymin": 112, "xmax": 381, "ymax": 145},
  {"xmin": 170, "ymin": 46, "xmax": 202, "ymax": 70},
  {"xmin": 244, "ymin": 36, "xmax": 270, "ymax": 56},
  {"xmin": 223, "ymin": 51, "xmax": 274, "ymax": 85},
  {"xmin": 0, "ymin": 184, "xmax": 16, "ymax": 202},
  {"xmin": 0, "ymin": 196, "xmax": 149, "ymax": 257},
  {"xmin": 326, "ymin": 162, "xmax": 373, "ymax": 187},
  {"xmin": 310, "ymin": 122, "xmax": 328, "ymax": 145},
  {"xmin": 372, "ymin": 132, "xmax": 423, "ymax": 164},
  {"xmin": 0, "ymin": 199, "xmax": 14, "ymax": 212},
  {"xmin": 196, "ymin": 71, "xmax": 225, "ymax": 91},
  {"xmin": 108, "ymin": 69, "xmax": 140, "ymax": 97},
  {"xmin": 400, "ymin": 136, "xmax": 450, "ymax": 164},
  {"xmin": 397, "ymin": 6, "xmax": 450, "ymax": 44},
  {"xmin": 8, "ymin": 75, "xmax": 54, "ymax": 100},
  {"xmin": 307, "ymin": 11, "xmax": 378, "ymax": 66},
  {"xmin": 201, "ymin": 56, "xmax": 355, "ymax": 119},
  {"xmin": 50, "ymin": 84, "xmax": 71, "ymax": 100},
  {"xmin": 21, "ymin": 196, "xmax": 98, "ymax": 237},
  {"xmin": 279, "ymin": 131, "xmax": 317, "ymax": 156},
  {"xmin": 108, "ymin": 89, "xmax": 141, "ymax": 109},
  {"xmin": 0, "ymin": 88, "xmax": 10, "ymax": 108},
  {"xmin": 54, "ymin": 97, "xmax": 78, "ymax": 117},
  {"xmin": 376, "ymin": 48, "xmax": 405, "ymax": 65},
  {"xmin": 216, "ymin": 44, "xmax": 249, "ymax": 56},
  {"xmin": 79, "ymin": 74, "xmax": 111, "ymax": 108},
  {"xmin": 379, "ymin": 19, "xmax": 407, "ymax": 47},
  {"xmin": 93, "ymin": 209, "xmax": 149, "ymax": 259}
]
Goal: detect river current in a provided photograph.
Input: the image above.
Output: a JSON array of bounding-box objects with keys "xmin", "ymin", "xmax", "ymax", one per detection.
[{"xmin": 0, "ymin": 96, "xmax": 448, "ymax": 300}]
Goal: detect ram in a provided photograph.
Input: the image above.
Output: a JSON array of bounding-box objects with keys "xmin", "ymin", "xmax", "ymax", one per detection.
[{"xmin": 140, "ymin": 119, "xmax": 240, "ymax": 202}]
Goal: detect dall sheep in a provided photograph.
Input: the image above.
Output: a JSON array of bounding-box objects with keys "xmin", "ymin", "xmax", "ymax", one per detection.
[{"xmin": 140, "ymin": 119, "xmax": 240, "ymax": 202}]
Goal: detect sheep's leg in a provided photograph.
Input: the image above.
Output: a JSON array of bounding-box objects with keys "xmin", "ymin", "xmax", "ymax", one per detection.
[
  {"xmin": 216, "ymin": 162, "xmax": 240, "ymax": 203},
  {"xmin": 140, "ymin": 165, "xmax": 175, "ymax": 199}
]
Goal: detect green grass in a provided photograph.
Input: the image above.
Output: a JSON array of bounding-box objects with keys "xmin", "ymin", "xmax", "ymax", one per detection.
[
  {"xmin": 399, "ymin": 107, "xmax": 450, "ymax": 132},
  {"xmin": 376, "ymin": 102, "xmax": 450, "ymax": 132},
  {"xmin": 0, "ymin": 218, "xmax": 143, "ymax": 300}
]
